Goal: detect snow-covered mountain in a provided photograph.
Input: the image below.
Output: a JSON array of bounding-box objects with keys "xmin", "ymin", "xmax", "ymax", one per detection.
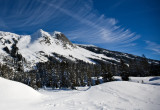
[
  {"xmin": 0, "ymin": 30, "xmax": 117, "ymax": 67},
  {"xmin": 0, "ymin": 29, "xmax": 159, "ymax": 70}
]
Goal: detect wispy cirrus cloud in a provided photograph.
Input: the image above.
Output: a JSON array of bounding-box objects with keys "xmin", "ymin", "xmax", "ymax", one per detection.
[
  {"xmin": 40, "ymin": 0, "xmax": 140, "ymax": 45},
  {"xmin": 0, "ymin": 0, "xmax": 140, "ymax": 48},
  {"xmin": 145, "ymin": 41, "xmax": 160, "ymax": 54}
]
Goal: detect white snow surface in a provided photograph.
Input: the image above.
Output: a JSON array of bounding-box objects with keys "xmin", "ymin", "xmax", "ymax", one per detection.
[
  {"xmin": 114, "ymin": 76, "xmax": 160, "ymax": 85},
  {"xmin": 0, "ymin": 76, "xmax": 160, "ymax": 110},
  {"xmin": 0, "ymin": 77, "xmax": 42, "ymax": 110}
]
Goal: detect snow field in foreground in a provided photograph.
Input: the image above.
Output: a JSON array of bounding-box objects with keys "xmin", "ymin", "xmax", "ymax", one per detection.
[
  {"xmin": 0, "ymin": 77, "xmax": 42, "ymax": 110},
  {"xmin": 0, "ymin": 76, "xmax": 160, "ymax": 110}
]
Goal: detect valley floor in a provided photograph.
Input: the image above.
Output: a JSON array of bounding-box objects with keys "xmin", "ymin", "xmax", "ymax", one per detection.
[{"xmin": 0, "ymin": 76, "xmax": 160, "ymax": 110}]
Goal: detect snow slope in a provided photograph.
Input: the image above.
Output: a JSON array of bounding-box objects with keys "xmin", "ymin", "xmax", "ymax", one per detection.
[
  {"xmin": 1, "ymin": 77, "xmax": 160, "ymax": 110},
  {"xmin": 0, "ymin": 77, "xmax": 42, "ymax": 110}
]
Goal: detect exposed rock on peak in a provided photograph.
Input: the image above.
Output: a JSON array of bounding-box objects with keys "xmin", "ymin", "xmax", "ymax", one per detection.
[{"xmin": 54, "ymin": 32, "xmax": 76, "ymax": 48}]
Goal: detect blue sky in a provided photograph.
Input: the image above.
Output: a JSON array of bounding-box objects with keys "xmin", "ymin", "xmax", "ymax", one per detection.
[{"xmin": 0, "ymin": 0, "xmax": 159, "ymax": 60}]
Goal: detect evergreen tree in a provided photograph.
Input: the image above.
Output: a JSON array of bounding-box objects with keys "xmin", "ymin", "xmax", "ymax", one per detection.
[
  {"xmin": 140, "ymin": 54, "xmax": 150, "ymax": 76},
  {"xmin": 120, "ymin": 59, "xmax": 130, "ymax": 81},
  {"xmin": 102, "ymin": 64, "xmax": 114, "ymax": 82}
]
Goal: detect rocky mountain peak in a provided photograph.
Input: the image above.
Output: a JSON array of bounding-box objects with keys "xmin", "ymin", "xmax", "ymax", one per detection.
[
  {"xmin": 31, "ymin": 29, "xmax": 51, "ymax": 42},
  {"xmin": 54, "ymin": 31, "xmax": 76, "ymax": 48}
]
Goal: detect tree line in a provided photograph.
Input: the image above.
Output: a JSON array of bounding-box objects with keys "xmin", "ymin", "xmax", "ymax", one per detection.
[{"xmin": 0, "ymin": 54, "xmax": 160, "ymax": 89}]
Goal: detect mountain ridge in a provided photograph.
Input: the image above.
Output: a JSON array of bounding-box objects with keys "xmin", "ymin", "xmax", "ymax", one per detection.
[{"xmin": 0, "ymin": 29, "xmax": 159, "ymax": 71}]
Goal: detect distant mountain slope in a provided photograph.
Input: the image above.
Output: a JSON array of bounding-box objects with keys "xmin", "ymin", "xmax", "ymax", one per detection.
[{"xmin": 78, "ymin": 44, "xmax": 160, "ymax": 64}]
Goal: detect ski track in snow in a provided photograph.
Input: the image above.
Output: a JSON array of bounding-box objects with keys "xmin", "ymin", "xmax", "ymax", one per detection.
[{"xmin": 0, "ymin": 76, "xmax": 160, "ymax": 110}]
